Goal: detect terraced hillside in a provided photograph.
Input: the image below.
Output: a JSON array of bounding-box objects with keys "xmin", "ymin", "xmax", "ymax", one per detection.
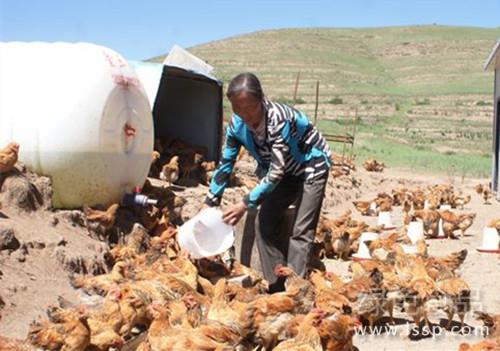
[{"xmin": 149, "ymin": 26, "xmax": 500, "ymax": 177}]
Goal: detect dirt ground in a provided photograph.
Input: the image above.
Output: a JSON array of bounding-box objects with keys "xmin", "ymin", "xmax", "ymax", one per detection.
[{"xmin": 0, "ymin": 163, "xmax": 499, "ymax": 351}]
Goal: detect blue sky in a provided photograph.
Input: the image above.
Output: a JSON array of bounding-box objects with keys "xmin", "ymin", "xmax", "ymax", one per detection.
[{"xmin": 1, "ymin": 0, "xmax": 499, "ymax": 60}]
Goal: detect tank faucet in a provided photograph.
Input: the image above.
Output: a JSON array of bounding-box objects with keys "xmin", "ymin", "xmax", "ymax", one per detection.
[{"xmin": 121, "ymin": 192, "xmax": 158, "ymax": 207}]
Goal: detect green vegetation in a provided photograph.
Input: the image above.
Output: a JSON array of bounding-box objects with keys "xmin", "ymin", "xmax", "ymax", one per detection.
[
  {"xmin": 148, "ymin": 25, "xmax": 500, "ymax": 177},
  {"xmin": 328, "ymin": 97, "xmax": 344, "ymax": 105}
]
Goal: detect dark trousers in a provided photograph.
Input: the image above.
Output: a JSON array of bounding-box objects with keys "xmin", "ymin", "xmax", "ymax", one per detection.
[{"xmin": 254, "ymin": 173, "xmax": 328, "ymax": 291}]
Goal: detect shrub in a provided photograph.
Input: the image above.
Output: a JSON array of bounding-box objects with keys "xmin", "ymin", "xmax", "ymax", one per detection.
[
  {"xmin": 476, "ymin": 100, "xmax": 490, "ymax": 106},
  {"xmin": 328, "ymin": 97, "xmax": 343, "ymax": 105},
  {"xmin": 415, "ymin": 98, "xmax": 431, "ymax": 106}
]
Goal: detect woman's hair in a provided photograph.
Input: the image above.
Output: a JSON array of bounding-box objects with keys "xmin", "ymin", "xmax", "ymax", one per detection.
[{"xmin": 226, "ymin": 72, "xmax": 264, "ymax": 101}]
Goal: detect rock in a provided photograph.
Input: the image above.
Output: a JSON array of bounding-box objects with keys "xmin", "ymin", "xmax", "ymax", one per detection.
[
  {"xmin": 52, "ymin": 246, "xmax": 107, "ymax": 275},
  {"xmin": 0, "ymin": 225, "xmax": 20, "ymax": 251},
  {"xmin": 50, "ymin": 215, "xmax": 59, "ymax": 227},
  {"xmin": 55, "ymin": 210, "xmax": 86, "ymax": 227},
  {"xmin": 30, "ymin": 175, "xmax": 53, "ymax": 209},
  {"xmin": 0, "ymin": 174, "xmax": 44, "ymax": 212},
  {"xmin": 27, "ymin": 240, "xmax": 46, "ymax": 250},
  {"xmin": 11, "ymin": 243, "xmax": 29, "ymax": 262}
]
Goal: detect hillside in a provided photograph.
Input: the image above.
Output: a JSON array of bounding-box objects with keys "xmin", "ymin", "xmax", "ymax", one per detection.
[{"xmin": 149, "ymin": 26, "xmax": 500, "ymax": 177}]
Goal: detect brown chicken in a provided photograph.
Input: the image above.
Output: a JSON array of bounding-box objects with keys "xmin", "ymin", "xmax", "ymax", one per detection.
[
  {"xmin": 28, "ymin": 305, "xmax": 90, "ymax": 351},
  {"xmin": 83, "ymin": 203, "xmax": 119, "ymax": 231},
  {"xmin": 424, "ymin": 249, "xmax": 468, "ymax": 275},
  {"xmin": 109, "ymin": 224, "xmax": 151, "ymax": 263},
  {"xmin": 207, "ymin": 278, "xmax": 254, "ymax": 336},
  {"xmin": 70, "ymin": 261, "xmax": 129, "ymax": 296},
  {"xmin": 412, "ymin": 190, "xmax": 427, "ymax": 210},
  {"xmin": 0, "ymin": 336, "xmax": 38, "ymax": 351},
  {"xmin": 332, "ymin": 210, "xmax": 353, "ymax": 227},
  {"xmin": 159, "ymin": 155, "xmax": 180, "ymax": 184},
  {"xmin": 149, "ymin": 150, "xmax": 161, "ymax": 177},
  {"xmin": 413, "ymin": 209, "xmax": 441, "ymax": 237},
  {"xmin": 377, "ymin": 197, "xmax": 393, "ymax": 212},
  {"xmin": 229, "ymin": 260, "xmax": 264, "ymax": 288},
  {"xmin": 363, "ymin": 158, "xmax": 385, "ymax": 172},
  {"xmin": 487, "ymin": 219, "xmax": 500, "ymax": 232},
  {"xmin": 141, "ymin": 301, "xmax": 230, "ymax": 351},
  {"xmin": 415, "ymin": 239, "xmax": 429, "ymax": 257},
  {"xmin": 200, "ymin": 160, "xmax": 216, "ymax": 185},
  {"xmin": 332, "ymin": 231, "xmax": 351, "ymax": 260},
  {"xmin": 115, "ymin": 284, "xmax": 152, "ymax": 335},
  {"xmin": 0, "ymin": 142, "xmax": 19, "ymax": 173},
  {"xmin": 352, "ymin": 268, "xmax": 395, "ymax": 327},
  {"xmin": 402, "ymin": 198, "xmax": 413, "ymax": 224},
  {"xmin": 140, "ymin": 204, "xmax": 161, "ymax": 231},
  {"xmin": 402, "ymin": 258, "xmax": 435, "ymax": 331},
  {"xmin": 352, "ymin": 200, "xmax": 378, "ymax": 216},
  {"xmin": 459, "ymin": 340, "xmax": 500, "ymax": 351},
  {"xmin": 391, "ymin": 187, "xmax": 408, "ymax": 206},
  {"xmin": 436, "ymin": 277, "xmax": 470, "ymax": 329},
  {"xmin": 86, "ymin": 287, "xmax": 125, "ymax": 351},
  {"xmin": 316, "ymin": 313, "xmax": 360, "ymax": 351},
  {"xmin": 365, "ymin": 232, "xmax": 400, "ymax": 253},
  {"xmin": 179, "ymin": 151, "xmax": 204, "ymax": 179},
  {"xmin": 475, "ymin": 183, "xmax": 493, "ymax": 204},
  {"xmin": 340, "ymin": 272, "xmax": 378, "ymax": 303},
  {"xmin": 440, "ymin": 210, "xmax": 476, "ymax": 238},
  {"xmin": 272, "ymin": 310, "xmax": 323, "ymax": 351},
  {"xmin": 309, "ymin": 270, "xmax": 351, "ymax": 314},
  {"xmin": 137, "ymin": 302, "xmax": 173, "ymax": 351},
  {"xmin": 249, "ymin": 292, "xmax": 301, "ymax": 349},
  {"xmin": 275, "ymin": 265, "xmax": 315, "ymax": 313},
  {"xmin": 453, "ymin": 194, "xmax": 472, "ymax": 210},
  {"xmin": 426, "ymin": 193, "xmax": 441, "ymax": 210},
  {"xmin": 475, "ymin": 311, "xmax": 500, "ymax": 341}
]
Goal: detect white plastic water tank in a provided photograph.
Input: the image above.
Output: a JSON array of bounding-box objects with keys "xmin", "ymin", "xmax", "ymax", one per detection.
[{"xmin": 0, "ymin": 42, "xmax": 154, "ymax": 208}]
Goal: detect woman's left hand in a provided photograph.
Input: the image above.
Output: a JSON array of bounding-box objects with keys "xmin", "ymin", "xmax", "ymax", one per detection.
[{"xmin": 222, "ymin": 201, "xmax": 247, "ymax": 226}]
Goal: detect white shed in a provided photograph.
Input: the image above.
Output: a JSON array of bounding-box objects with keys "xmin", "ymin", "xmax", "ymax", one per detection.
[{"xmin": 485, "ymin": 38, "xmax": 500, "ymax": 197}]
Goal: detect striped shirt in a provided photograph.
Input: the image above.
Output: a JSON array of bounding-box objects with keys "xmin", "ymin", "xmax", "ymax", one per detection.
[{"xmin": 205, "ymin": 100, "xmax": 331, "ymax": 209}]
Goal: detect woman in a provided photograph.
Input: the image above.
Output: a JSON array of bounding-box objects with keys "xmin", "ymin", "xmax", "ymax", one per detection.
[{"xmin": 204, "ymin": 73, "xmax": 331, "ymax": 292}]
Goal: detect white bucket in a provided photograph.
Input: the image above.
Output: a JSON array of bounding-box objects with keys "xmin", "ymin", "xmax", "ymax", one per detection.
[
  {"xmin": 177, "ymin": 207, "xmax": 234, "ymax": 259},
  {"xmin": 377, "ymin": 211, "xmax": 394, "ymax": 229},
  {"xmin": 352, "ymin": 232, "xmax": 379, "ymax": 260},
  {"xmin": 407, "ymin": 221, "xmax": 424, "ymax": 244},
  {"xmin": 437, "ymin": 218, "xmax": 446, "ymax": 238},
  {"xmin": 477, "ymin": 227, "xmax": 500, "ymax": 253}
]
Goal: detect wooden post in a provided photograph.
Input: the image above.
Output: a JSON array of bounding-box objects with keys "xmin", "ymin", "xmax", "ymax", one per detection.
[
  {"xmin": 341, "ymin": 115, "xmax": 347, "ymax": 161},
  {"xmin": 314, "ymin": 80, "xmax": 320, "ymax": 125},
  {"xmin": 350, "ymin": 108, "xmax": 358, "ymax": 161},
  {"xmin": 293, "ymin": 72, "xmax": 300, "ymax": 102}
]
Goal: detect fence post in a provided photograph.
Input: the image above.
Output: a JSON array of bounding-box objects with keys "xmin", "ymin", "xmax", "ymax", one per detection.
[
  {"xmin": 293, "ymin": 71, "xmax": 300, "ymax": 102},
  {"xmin": 314, "ymin": 80, "xmax": 320, "ymax": 125}
]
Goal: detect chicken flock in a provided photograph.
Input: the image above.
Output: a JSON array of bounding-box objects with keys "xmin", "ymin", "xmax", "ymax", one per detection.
[{"xmin": 0, "ymin": 139, "xmax": 499, "ymax": 351}]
